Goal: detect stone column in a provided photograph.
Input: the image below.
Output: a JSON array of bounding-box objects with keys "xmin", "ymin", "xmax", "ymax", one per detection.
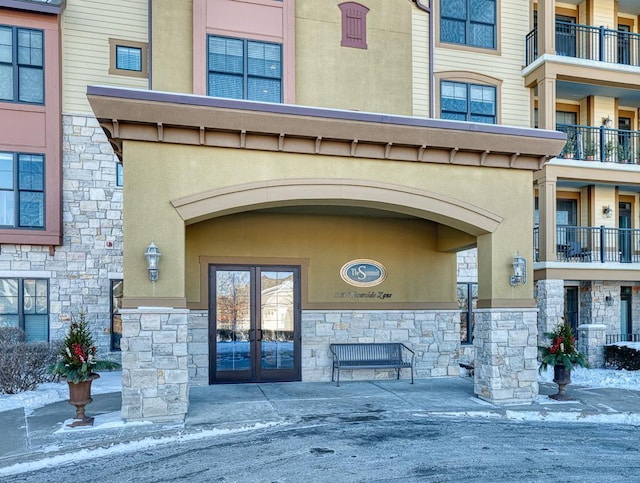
[
  {"xmin": 577, "ymin": 324, "xmax": 606, "ymax": 369},
  {"xmin": 474, "ymin": 308, "xmax": 539, "ymax": 404},
  {"xmin": 120, "ymin": 308, "xmax": 189, "ymax": 422},
  {"xmin": 536, "ymin": 279, "xmax": 564, "ymax": 346}
]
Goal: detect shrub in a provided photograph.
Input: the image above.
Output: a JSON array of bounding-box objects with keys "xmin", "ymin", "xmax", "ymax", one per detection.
[
  {"xmin": 0, "ymin": 327, "xmax": 58, "ymax": 394},
  {"xmin": 604, "ymin": 344, "xmax": 640, "ymax": 371}
]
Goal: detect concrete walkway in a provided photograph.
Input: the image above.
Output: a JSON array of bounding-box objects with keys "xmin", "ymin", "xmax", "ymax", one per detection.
[{"xmin": 2, "ymin": 377, "xmax": 640, "ymax": 471}]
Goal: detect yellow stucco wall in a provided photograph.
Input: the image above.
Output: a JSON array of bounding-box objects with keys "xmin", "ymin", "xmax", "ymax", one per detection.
[
  {"xmin": 295, "ymin": 0, "xmax": 413, "ymax": 114},
  {"xmin": 151, "ymin": 0, "xmax": 193, "ymax": 93},
  {"xmin": 186, "ymin": 212, "xmax": 455, "ymax": 306},
  {"xmin": 122, "ymin": 141, "xmax": 534, "ymax": 305}
]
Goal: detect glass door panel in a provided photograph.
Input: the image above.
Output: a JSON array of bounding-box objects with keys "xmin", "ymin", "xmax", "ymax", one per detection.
[
  {"xmin": 215, "ymin": 270, "xmax": 251, "ymax": 375},
  {"xmin": 260, "ymin": 270, "xmax": 295, "ymax": 371},
  {"xmin": 210, "ymin": 265, "xmax": 300, "ymax": 383}
]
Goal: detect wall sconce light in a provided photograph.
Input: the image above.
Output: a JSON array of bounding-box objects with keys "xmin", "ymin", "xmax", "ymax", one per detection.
[
  {"xmin": 144, "ymin": 241, "xmax": 161, "ymax": 282},
  {"xmin": 605, "ymin": 295, "xmax": 613, "ymax": 306},
  {"xmin": 510, "ymin": 252, "xmax": 527, "ymax": 287},
  {"xmin": 603, "ymin": 205, "xmax": 613, "ymax": 218},
  {"xmin": 602, "ymin": 116, "xmax": 612, "ymax": 128}
]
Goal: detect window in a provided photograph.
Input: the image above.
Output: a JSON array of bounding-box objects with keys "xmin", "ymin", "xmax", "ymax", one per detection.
[
  {"xmin": 0, "ymin": 278, "xmax": 48, "ymax": 342},
  {"xmin": 441, "ymin": 81, "xmax": 496, "ymax": 123},
  {"xmin": 116, "ymin": 162, "xmax": 123, "ymax": 187},
  {"xmin": 207, "ymin": 35, "xmax": 282, "ymax": 103},
  {"xmin": 111, "ymin": 280, "xmax": 123, "ymax": 351},
  {"xmin": 339, "ymin": 2, "xmax": 369, "ymax": 49},
  {"xmin": 0, "ymin": 25, "xmax": 44, "ymax": 104},
  {"xmin": 440, "ymin": 0, "xmax": 496, "ymax": 49},
  {"xmin": 0, "ymin": 152, "xmax": 44, "ymax": 228},
  {"xmin": 109, "ymin": 39, "xmax": 148, "ymax": 78},
  {"xmin": 115, "ymin": 45, "xmax": 142, "ymax": 71},
  {"xmin": 457, "ymin": 282, "xmax": 477, "ymax": 344}
]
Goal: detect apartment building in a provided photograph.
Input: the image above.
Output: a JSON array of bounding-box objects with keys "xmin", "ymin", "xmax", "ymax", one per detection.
[
  {"xmin": 527, "ymin": 0, "xmax": 640, "ymax": 350},
  {"xmin": 2, "ymin": 0, "xmax": 570, "ymax": 422}
]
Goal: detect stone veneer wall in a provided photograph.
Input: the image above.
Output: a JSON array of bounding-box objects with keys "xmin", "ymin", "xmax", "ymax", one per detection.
[
  {"xmin": 187, "ymin": 309, "xmax": 462, "ymax": 385},
  {"xmin": 474, "ymin": 308, "xmax": 538, "ymax": 403},
  {"xmin": 121, "ymin": 308, "xmax": 189, "ymax": 422},
  {"xmin": 535, "ymin": 279, "xmax": 564, "ymax": 346},
  {"xmin": 0, "ymin": 113, "xmax": 122, "ymax": 355},
  {"xmin": 577, "ymin": 324, "xmax": 606, "ymax": 368}
]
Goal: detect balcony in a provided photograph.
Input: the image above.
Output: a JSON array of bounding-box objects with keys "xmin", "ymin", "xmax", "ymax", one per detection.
[
  {"xmin": 534, "ymin": 225, "xmax": 640, "ymax": 263},
  {"xmin": 526, "ymin": 21, "xmax": 640, "ymax": 66},
  {"xmin": 556, "ymin": 124, "xmax": 640, "ymax": 164}
]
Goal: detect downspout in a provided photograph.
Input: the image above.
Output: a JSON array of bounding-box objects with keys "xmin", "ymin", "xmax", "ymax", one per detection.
[
  {"xmin": 413, "ymin": 0, "xmax": 434, "ymax": 118},
  {"xmin": 148, "ymin": 0, "xmax": 152, "ymax": 89}
]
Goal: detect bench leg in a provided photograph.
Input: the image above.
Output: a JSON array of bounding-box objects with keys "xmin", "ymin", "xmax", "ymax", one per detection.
[
  {"xmin": 336, "ymin": 368, "xmax": 340, "ymax": 387},
  {"xmin": 397, "ymin": 368, "xmax": 400, "ymax": 380},
  {"xmin": 410, "ymin": 366, "xmax": 414, "ymax": 384}
]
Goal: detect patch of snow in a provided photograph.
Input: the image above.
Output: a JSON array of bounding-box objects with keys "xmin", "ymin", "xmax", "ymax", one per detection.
[
  {"xmin": 538, "ymin": 366, "xmax": 640, "ymax": 390},
  {"xmin": 0, "ymin": 371, "xmax": 122, "ymax": 414}
]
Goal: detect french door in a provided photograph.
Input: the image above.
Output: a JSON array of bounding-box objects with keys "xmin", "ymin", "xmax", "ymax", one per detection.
[{"xmin": 209, "ymin": 265, "xmax": 301, "ymax": 383}]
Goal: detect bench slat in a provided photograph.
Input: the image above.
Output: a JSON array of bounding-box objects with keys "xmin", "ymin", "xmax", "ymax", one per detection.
[{"xmin": 329, "ymin": 343, "xmax": 414, "ymax": 386}]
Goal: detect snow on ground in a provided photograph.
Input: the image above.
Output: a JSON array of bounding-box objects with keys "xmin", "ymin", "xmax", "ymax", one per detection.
[
  {"xmin": 538, "ymin": 366, "xmax": 640, "ymax": 390},
  {"xmin": 0, "ymin": 371, "xmax": 122, "ymax": 414}
]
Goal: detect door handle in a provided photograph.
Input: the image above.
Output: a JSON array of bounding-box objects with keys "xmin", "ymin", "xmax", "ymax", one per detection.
[
  {"xmin": 256, "ymin": 329, "xmax": 262, "ymax": 341},
  {"xmin": 248, "ymin": 329, "xmax": 255, "ymax": 342}
]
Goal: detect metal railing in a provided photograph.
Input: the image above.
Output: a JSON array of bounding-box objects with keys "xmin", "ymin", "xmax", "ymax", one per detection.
[
  {"xmin": 556, "ymin": 124, "xmax": 640, "ymax": 164},
  {"xmin": 534, "ymin": 225, "xmax": 640, "ymax": 263},
  {"xmin": 606, "ymin": 333, "xmax": 640, "ymax": 344},
  {"xmin": 526, "ymin": 21, "xmax": 640, "ymax": 66}
]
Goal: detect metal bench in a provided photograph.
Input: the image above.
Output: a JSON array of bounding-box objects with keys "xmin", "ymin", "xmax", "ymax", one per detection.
[{"xmin": 329, "ymin": 342, "xmax": 415, "ymax": 387}]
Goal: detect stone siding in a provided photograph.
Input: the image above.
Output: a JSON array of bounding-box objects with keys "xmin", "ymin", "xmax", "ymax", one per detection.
[
  {"xmin": 186, "ymin": 309, "xmax": 462, "ymax": 385},
  {"xmin": 0, "ymin": 113, "xmax": 122, "ymax": 355},
  {"xmin": 535, "ymin": 279, "xmax": 564, "ymax": 346},
  {"xmin": 577, "ymin": 324, "xmax": 606, "ymax": 368},
  {"xmin": 120, "ymin": 308, "xmax": 189, "ymax": 422},
  {"xmin": 474, "ymin": 308, "xmax": 539, "ymax": 403},
  {"xmin": 456, "ymin": 248, "xmax": 477, "ymax": 283}
]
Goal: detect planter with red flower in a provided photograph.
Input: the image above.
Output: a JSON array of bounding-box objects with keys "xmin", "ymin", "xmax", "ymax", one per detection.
[
  {"xmin": 48, "ymin": 312, "xmax": 120, "ymax": 427},
  {"xmin": 539, "ymin": 321, "xmax": 589, "ymax": 400}
]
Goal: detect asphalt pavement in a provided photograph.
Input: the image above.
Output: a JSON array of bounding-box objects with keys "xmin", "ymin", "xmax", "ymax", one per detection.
[{"xmin": 1, "ymin": 375, "xmax": 640, "ymax": 472}]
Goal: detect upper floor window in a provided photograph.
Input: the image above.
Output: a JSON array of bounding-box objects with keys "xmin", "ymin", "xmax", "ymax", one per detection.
[
  {"xmin": 339, "ymin": 2, "xmax": 369, "ymax": 49},
  {"xmin": 0, "ymin": 26, "xmax": 44, "ymax": 104},
  {"xmin": 440, "ymin": 0, "xmax": 496, "ymax": 50},
  {"xmin": 116, "ymin": 46, "xmax": 142, "ymax": 71},
  {"xmin": 207, "ymin": 35, "xmax": 282, "ymax": 103},
  {"xmin": 109, "ymin": 39, "xmax": 148, "ymax": 79},
  {"xmin": 441, "ymin": 80, "xmax": 496, "ymax": 124},
  {"xmin": 0, "ymin": 278, "xmax": 49, "ymax": 342},
  {"xmin": 0, "ymin": 152, "xmax": 44, "ymax": 228}
]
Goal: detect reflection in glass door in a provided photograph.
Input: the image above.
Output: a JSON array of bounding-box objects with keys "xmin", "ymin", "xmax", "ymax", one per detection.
[{"xmin": 209, "ymin": 265, "xmax": 300, "ymax": 383}]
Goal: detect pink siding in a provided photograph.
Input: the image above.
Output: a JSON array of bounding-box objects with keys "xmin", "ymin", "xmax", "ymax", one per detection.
[
  {"xmin": 0, "ymin": 9, "xmax": 62, "ymax": 245},
  {"xmin": 193, "ymin": 0, "xmax": 295, "ymax": 103}
]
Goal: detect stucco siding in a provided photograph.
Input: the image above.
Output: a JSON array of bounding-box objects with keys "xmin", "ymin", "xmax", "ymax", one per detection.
[
  {"xmin": 62, "ymin": 0, "xmax": 148, "ymax": 114},
  {"xmin": 295, "ymin": 0, "xmax": 413, "ymax": 115}
]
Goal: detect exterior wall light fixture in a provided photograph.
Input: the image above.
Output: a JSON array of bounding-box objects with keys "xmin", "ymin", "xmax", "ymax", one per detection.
[
  {"xmin": 602, "ymin": 116, "xmax": 612, "ymax": 128},
  {"xmin": 603, "ymin": 205, "xmax": 613, "ymax": 218},
  {"xmin": 510, "ymin": 252, "xmax": 527, "ymax": 287},
  {"xmin": 144, "ymin": 241, "xmax": 161, "ymax": 282}
]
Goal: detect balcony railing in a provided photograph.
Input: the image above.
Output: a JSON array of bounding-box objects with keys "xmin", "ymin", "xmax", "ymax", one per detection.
[
  {"xmin": 606, "ymin": 333, "xmax": 640, "ymax": 344},
  {"xmin": 534, "ymin": 225, "xmax": 640, "ymax": 263},
  {"xmin": 556, "ymin": 124, "xmax": 640, "ymax": 164},
  {"xmin": 526, "ymin": 21, "xmax": 640, "ymax": 66}
]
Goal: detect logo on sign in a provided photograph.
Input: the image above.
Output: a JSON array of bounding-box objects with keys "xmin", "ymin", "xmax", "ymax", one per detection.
[{"xmin": 340, "ymin": 259, "xmax": 387, "ymax": 287}]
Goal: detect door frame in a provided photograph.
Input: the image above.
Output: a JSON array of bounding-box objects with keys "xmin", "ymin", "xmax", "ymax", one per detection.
[{"xmin": 208, "ymin": 264, "xmax": 302, "ymax": 384}]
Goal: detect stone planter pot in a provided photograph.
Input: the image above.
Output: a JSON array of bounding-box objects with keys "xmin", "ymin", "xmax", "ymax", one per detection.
[
  {"xmin": 66, "ymin": 373, "xmax": 100, "ymax": 427},
  {"xmin": 549, "ymin": 364, "xmax": 572, "ymax": 401}
]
